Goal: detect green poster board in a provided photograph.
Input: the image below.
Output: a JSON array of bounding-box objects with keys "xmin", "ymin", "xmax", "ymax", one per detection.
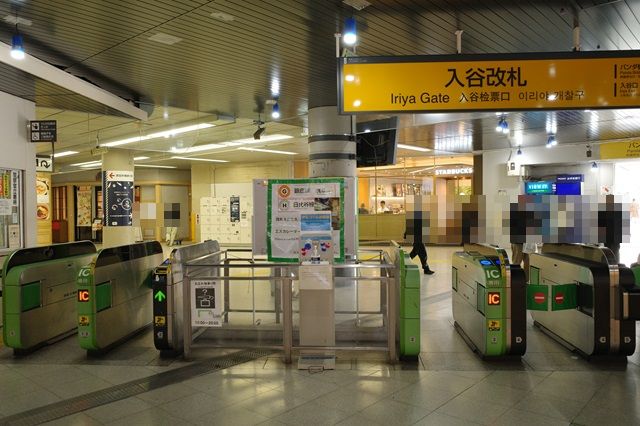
[{"xmin": 267, "ymin": 178, "xmax": 345, "ymax": 263}]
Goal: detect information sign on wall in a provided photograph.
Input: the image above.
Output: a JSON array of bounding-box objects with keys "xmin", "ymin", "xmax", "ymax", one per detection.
[
  {"xmin": 340, "ymin": 51, "xmax": 640, "ymax": 113},
  {"xmin": 524, "ymin": 181, "xmax": 555, "ymax": 195},
  {"xmin": 29, "ymin": 120, "xmax": 57, "ymax": 142},
  {"xmin": 36, "ymin": 155, "xmax": 53, "ymax": 172},
  {"xmin": 267, "ymin": 178, "xmax": 345, "ymax": 262},
  {"xmin": 102, "ymin": 170, "xmax": 134, "ymax": 226},
  {"xmin": 191, "ymin": 279, "xmax": 221, "ymax": 327}
]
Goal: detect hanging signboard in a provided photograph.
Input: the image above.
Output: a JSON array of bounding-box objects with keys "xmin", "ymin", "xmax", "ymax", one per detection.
[
  {"xmin": 600, "ymin": 140, "xmax": 640, "ymax": 159},
  {"xmin": 267, "ymin": 178, "xmax": 345, "ymax": 263},
  {"xmin": 102, "ymin": 170, "xmax": 134, "ymax": 226},
  {"xmin": 29, "ymin": 120, "xmax": 57, "ymax": 142},
  {"xmin": 36, "ymin": 155, "xmax": 53, "ymax": 172},
  {"xmin": 339, "ymin": 50, "xmax": 640, "ymax": 114},
  {"xmin": 191, "ymin": 279, "xmax": 222, "ymax": 327}
]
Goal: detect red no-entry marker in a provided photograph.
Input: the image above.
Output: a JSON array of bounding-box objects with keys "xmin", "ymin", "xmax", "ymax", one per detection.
[
  {"xmin": 555, "ymin": 293, "xmax": 564, "ymax": 305},
  {"xmin": 534, "ymin": 292, "xmax": 546, "ymax": 304}
]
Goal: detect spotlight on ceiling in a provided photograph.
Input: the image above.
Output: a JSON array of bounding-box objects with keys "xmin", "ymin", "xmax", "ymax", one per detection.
[
  {"xmin": 591, "ymin": 161, "xmax": 598, "ymax": 171},
  {"xmin": 546, "ymin": 134, "xmax": 557, "ymax": 147},
  {"xmin": 271, "ymin": 101, "xmax": 280, "ymax": 119},
  {"xmin": 516, "ymin": 147, "xmax": 522, "ymax": 156},
  {"xmin": 343, "ymin": 17, "xmax": 357, "ymax": 45},
  {"xmin": 11, "ymin": 33, "xmax": 25, "ymax": 60}
]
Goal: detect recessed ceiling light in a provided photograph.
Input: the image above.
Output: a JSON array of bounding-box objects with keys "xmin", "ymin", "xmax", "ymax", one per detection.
[
  {"xmin": 3, "ymin": 15, "xmax": 32, "ymax": 26},
  {"xmin": 148, "ymin": 33, "xmax": 183, "ymax": 45},
  {"xmin": 135, "ymin": 164, "xmax": 177, "ymax": 169},
  {"xmin": 171, "ymin": 156, "xmax": 228, "ymax": 163},
  {"xmin": 238, "ymin": 147, "xmax": 296, "ymax": 155},
  {"xmin": 176, "ymin": 134, "xmax": 293, "ymax": 154},
  {"xmin": 71, "ymin": 160, "xmax": 102, "ymax": 167},
  {"xmin": 397, "ymin": 144, "xmax": 431, "ymax": 152},
  {"xmin": 101, "ymin": 123, "xmax": 214, "ymax": 147},
  {"xmin": 134, "ymin": 156, "xmax": 149, "ymax": 161},
  {"xmin": 210, "ymin": 11, "xmax": 235, "ymax": 21},
  {"xmin": 53, "ymin": 150, "xmax": 78, "ymax": 158}
]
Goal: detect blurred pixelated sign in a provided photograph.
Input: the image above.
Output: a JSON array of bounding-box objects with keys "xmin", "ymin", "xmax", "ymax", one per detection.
[
  {"xmin": 600, "ymin": 140, "xmax": 640, "ymax": 159},
  {"xmin": 340, "ymin": 51, "xmax": 640, "ymax": 113},
  {"xmin": 29, "ymin": 120, "xmax": 57, "ymax": 142}
]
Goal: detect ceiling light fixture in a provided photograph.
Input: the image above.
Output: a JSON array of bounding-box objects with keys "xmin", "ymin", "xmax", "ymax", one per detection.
[
  {"xmin": 547, "ymin": 134, "xmax": 557, "ymax": 146},
  {"xmin": 174, "ymin": 134, "xmax": 293, "ymax": 154},
  {"xmin": 591, "ymin": 161, "xmax": 598, "ymax": 171},
  {"xmin": 516, "ymin": 147, "xmax": 522, "ymax": 156},
  {"xmin": 397, "ymin": 144, "xmax": 431, "ymax": 152},
  {"xmin": 343, "ymin": 17, "xmax": 357, "ymax": 45},
  {"xmin": 238, "ymin": 147, "xmax": 296, "ymax": 155},
  {"xmin": 495, "ymin": 117, "xmax": 508, "ymax": 134},
  {"xmin": 101, "ymin": 123, "xmax": 215, "ymax": 147},
  {"xmin": 271, "ymin": 101, "xmax": 280, "ymax": 119},
  {"xmin": 135, "ymin": 164, "xmax": 177, "ymax": 169},
  {"xmin": 52, "ymin": 150, "xmax": 78, "ymax": 158},
  {"xmin": 71, "ymin": 160, "xmax": 102, "ymax": 167},
  {"xmin": 171, "ymin": 156, "xmax": 229, "ymax": 163},
  {"xmin": 133, "ymin": 156, "xmax": 149, "ymax": 161},
  {"xmin": 11, "ymin": 27, "xmax": 25, "ymax": 60}
]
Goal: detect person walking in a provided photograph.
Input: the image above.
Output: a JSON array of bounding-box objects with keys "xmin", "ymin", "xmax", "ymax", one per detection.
[{"xmin": 407, "ymin": 212, "xmax": 434, "ymax": 275}]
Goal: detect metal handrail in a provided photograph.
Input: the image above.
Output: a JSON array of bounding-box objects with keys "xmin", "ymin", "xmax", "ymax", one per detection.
[{"xmin": 182, "ymin": 248, "xmax": 400, "ymax": 363}]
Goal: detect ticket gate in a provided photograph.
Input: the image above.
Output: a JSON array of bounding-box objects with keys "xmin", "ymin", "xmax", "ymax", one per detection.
[
  {"xmin": 452, "ymin": 244, "xmax": 527, "ymax": 357},
  {"xmin": 528, "ymin": 244, "xmax": 640, "ymax": 357},
  {"xmin": 76, "ymin": 241, "xmax": 163, "ymax": 353},
  {"xmin": 2, "ymin": 241, "xmax": 96, "ymax": 353},
  {"xmin": 152, "ymin": 240, "xmax": 221, "ymax": 355}
]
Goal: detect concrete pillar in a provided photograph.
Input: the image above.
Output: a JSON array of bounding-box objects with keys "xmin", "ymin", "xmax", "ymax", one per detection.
[
  {"xmin": 101, "ymin": 149, "xmax": 135, "ymax": 247},
  {"xmin": 308, "ymin": 106, "xmax": 355, "ymax": 178},
  {"xmin": 308, "ymin": 105, "xmax": 357, "ymax": 259}
]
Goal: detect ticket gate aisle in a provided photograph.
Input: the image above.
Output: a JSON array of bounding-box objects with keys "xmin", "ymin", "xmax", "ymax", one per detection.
[
  {"xmin": 76, "ymin": 241, "xmax": 163, "ymax": 353},
  {"xmin": 2, "ymin": 241, "xmax": 96, "ymax": 354},
  {"xmin": 452, "ymin": 244, "xmax": 527, "ymax": 358},
  {"xmin": 528, "ymin": 243, "xmax": 640, "ymax": 358},
  {"xmin": 152, "ymin": 240, "xmax": 221, "ymax": 355}
]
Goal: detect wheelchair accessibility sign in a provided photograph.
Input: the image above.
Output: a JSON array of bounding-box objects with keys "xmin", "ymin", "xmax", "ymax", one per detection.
[{"xmin": 191, "ymin": 279, "xmax": 221, "ymax": 327}]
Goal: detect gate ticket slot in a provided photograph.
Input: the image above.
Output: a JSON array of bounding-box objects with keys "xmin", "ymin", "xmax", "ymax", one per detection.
[
  {"xmin": 452, "ymin": 243, "xmax": 526, "ymax": 358},
  {"xmin": 528, "ymin": 243, "xmax": 637, "ymax": 357}
]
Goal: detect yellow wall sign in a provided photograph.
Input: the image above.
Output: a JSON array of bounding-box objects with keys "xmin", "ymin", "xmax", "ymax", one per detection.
[
  {"xmin": 340, "ymin": 51, "xmax": 640, "ymax": 113},
  {"xmin": 600, "ymin": 140, "xmax": 640, "ymax": 159}
]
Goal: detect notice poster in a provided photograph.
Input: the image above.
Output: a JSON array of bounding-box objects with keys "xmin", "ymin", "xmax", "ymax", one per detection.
[
  {"xmin": 191, "ymin": 279, "xmax": 222, "ymax": 327},
  {"xmin": 36, "ymin": 174, "xmax": 50, "ymax": 221},
  {"xmin": 102, "ymin": 170, "xmax": 134, "ymax": 226},
  {"xmin": 76, "ymin": 186, "xmax": 93, "ymax": 226},
  {"xmin": 267, "ymin": 178, "xmax": 344, "ymax": 262}
]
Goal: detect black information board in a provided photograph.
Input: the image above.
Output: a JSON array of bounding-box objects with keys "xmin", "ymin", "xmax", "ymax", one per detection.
[{"xmin": 30, "ymin": 120, "xmax": 57, "ymax": 142}]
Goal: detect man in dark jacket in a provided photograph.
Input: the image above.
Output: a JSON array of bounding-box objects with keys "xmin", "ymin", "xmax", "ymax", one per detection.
[{"xmin": 407, "ymin": 210, "xmax": 434, "ymax": 275}]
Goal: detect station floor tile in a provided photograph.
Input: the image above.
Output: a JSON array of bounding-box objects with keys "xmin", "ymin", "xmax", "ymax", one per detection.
[{"xmin": 0, "ymin": 245, "xmax": 638, "ymax": 425}]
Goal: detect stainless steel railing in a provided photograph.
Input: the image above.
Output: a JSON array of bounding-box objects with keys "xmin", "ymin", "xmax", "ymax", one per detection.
[{"xmin": 182, "ymin": 248, "xmax": 399, "ymax": 363}]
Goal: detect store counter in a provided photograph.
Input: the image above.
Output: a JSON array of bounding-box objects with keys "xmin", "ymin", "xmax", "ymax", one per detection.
[{"xmin": 359, "ymin": 213, "xmax": 406, "ymax": 241}]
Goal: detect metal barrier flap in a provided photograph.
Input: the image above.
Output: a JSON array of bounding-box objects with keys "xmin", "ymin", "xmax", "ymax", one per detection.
[{"xmin": 527, "ymin": 284, "xmax": 577, "ymax": 311}]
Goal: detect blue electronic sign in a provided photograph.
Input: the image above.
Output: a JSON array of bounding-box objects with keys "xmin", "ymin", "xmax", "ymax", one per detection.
[{"xmin": 524, "ymin": 181, "xmax": 555, "ymax": 194}]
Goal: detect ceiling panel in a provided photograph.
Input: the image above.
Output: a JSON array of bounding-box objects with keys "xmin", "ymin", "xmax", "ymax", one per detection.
[{"xmin": 1, "ymin": 0, "xmax": 640, "ymax": 173}]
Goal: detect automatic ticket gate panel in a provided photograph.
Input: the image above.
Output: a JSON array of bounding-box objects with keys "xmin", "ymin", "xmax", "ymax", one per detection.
[
  {"xmin": 152, "ymin": 240, "xmax": 221, "ymax": 353},
  {"xmin": 77, "ymin": 241, "xmax": 163, "ymax": 352},
  {"xmin": 2, "ymin": 242, "xmax": 96, "ymax": 351},
  {"xmin": 452, "ymin": 244, "xmax": 526, "ymax": 357},
  {"xmin": 529, "ymin": 244, "xmax": 637, "ymax": 357}
]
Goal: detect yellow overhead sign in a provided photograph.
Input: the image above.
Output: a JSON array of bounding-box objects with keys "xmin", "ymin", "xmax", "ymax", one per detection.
[
  {"xmin": 600, "ymin": 140, "xmax": 640, "ymax": 159},
  {"xmin": 339, "ymin": 52, "xmax": 640, "ymax": 113}
]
